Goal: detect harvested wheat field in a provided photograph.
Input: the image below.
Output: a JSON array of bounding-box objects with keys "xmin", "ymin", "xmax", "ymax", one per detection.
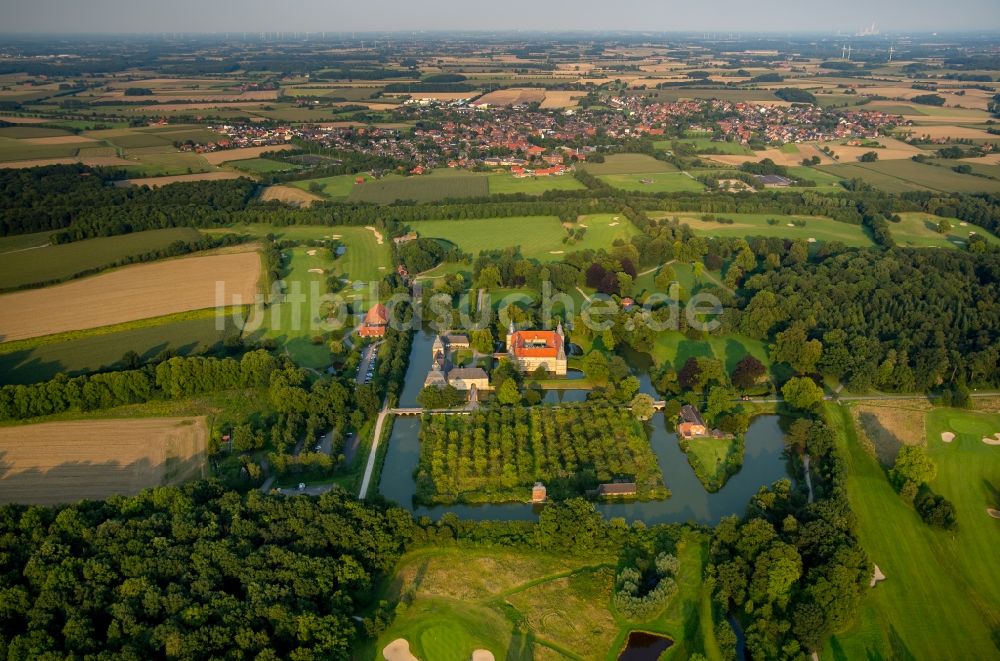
[
  {"xmin": 0, "ymin": 250, "xmax": 260, "ymax": 341},
  {"xmin": 903, "ymin": 125, "xmax": 998, "ymax": 140},
  {"xmin": 259, "ymin": 184, "xmax": 321, "ymax": 207},
  {"xmin": 202, "ymin": 144, "xmax": 294, "ymax": 165},
  {"xmin": 474, "ymin": 88, "xmax": 546, "ymax": 106},
  {"xmin": 124, "ymin": 171, "xmax": 247, "ymax": 187},
  {"xmin": 539, "ymin": 90, "xmax": 582, "ymax": 109},
  {"xmin": 0, "ymin": 417, "xmax": 207, "ymax": 505},
  {"xmin": 0, "ymin": 156, "xmax": 134, "ymax": 169}
]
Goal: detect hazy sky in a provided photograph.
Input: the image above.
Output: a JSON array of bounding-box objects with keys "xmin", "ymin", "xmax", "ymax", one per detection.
[{"xmin": 2, "ymin": 0, "xmax": 998, "ymax": 34}]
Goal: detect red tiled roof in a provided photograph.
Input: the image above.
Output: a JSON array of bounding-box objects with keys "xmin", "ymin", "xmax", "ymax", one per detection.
[
  {"xmin": 510, "ymin": 330, "xmax": 560, "ymax": 359},
  {"xmin": 365, "ymin": 304, "xmax": 388, "ymax": 325}
]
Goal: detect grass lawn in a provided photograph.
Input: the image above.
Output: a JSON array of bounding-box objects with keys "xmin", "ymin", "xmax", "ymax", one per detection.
[
  {"xmin": 817, "ymin": 159, "xmax": 1000, "ymax": 194},
  {"xmin": 582, "ymin": 153, "xmax": 677, "ymax": 175},
  {"xmin": 251, "ymin": 247, "xmax": 336, "ymax": 369},
  {"xmin": 682, "ymin": 436, "xmax": 742, "ymax": 491},
  {"xmin": 784, "ymin": 166, "xmax": 847, "ymax": 192},
  {"xmin": 779, "ymin": 143, "xmax": 800, "ymax": 154},
  {"xmin": 226, "ymin": 157, "xmax": 302, "ymax": 173},
  {"xmin": 366, "ymin": 533, "xmax": 723, "ymax": 661},
  {"xmin": 659, "ymin": 212, "xmax": 873, "ymax": 248},
  {"xmin": 659, "ymin": 137, "xmax": 753, "ymax": 155},
  {"xmin": 599, "ymin": 172, "xmax": 706, "ymax": 193},
  {"xmin": 0, "ymin": 309, "xmax": 242, "ymax": 385},
  {"xmin": 649, "ymin": 332, "xmax": 773, "ymax": 376},
  {"xmin": 824, "ymin": 403, "xmax": 1000, "ymax": 661},
  {"xmin": 291, "ymin": 173, "xmax": 373, "ymax": 199},
  {"xmin": 210, "ymin": 224, "xmax": 392, "ymax": 282},
  {"xmin": 410, "ymin": 213, "xmax": 637, "ymax": 261},
  {"xmin": 487, "ymin": 173, "xmax": 585, "ymax": 195},
  {"xmin": 890, "ymin": 212, "xmax": 1000, "ymax": 249},
  {"xmin": 0, "ymin": 227, "xmax": 204, "ymax": 290}
]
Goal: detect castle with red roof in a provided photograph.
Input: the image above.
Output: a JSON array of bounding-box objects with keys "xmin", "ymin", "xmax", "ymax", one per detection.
[{"xmin": 504, "ymin": 322, "xmax": 567, "ymax": 375}]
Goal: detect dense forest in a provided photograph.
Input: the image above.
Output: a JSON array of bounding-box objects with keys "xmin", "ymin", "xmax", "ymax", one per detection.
[{"xmin": 0, "ymin": 485, "xmax": 413, "ymax": 659}]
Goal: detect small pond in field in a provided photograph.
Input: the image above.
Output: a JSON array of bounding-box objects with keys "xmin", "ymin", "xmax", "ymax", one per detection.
[{"xmin": 617, "ymin": 631, "xmax": 673, "ymax": 660}]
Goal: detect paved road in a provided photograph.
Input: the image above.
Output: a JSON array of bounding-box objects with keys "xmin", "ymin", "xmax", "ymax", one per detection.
[{"xmin": 357, "ymin": 402, "xmax": 390, "ymax": 499}]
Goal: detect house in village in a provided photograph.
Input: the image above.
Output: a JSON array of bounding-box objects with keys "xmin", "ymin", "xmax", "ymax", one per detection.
[
  {"xmin": 503, "ymin": 322, "xmax": 567, "ymax": 375},
  {"xmin": 678, "ymin": 404, "xmax": 708, "ymax": 439},
  {"xmin": 358, "ymin": 303, "xmax": 388, "ymax": 338}
]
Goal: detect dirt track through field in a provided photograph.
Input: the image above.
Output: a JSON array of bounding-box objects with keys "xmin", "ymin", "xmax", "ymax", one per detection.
[
  {"xmin": 0, "ymin": 417, "xmax": 207, "ymax": 505},
  {"xmin": 0, "ymin": 250, "xmax": 260, "ymax": 341}
]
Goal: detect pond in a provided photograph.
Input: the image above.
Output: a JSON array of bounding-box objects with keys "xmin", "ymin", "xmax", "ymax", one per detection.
[
  {"xmin": 617, "ymin": 632, "xmax": 673, "ymax": 661},
  {"xmin": 378, "ymin": 412, "xmax": 791, "ymax": 525}
]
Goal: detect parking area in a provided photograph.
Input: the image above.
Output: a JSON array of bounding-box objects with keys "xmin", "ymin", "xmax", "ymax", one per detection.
[{"xmin": 355, "ymin": 342, "xmax": 380, "ymax": 385}]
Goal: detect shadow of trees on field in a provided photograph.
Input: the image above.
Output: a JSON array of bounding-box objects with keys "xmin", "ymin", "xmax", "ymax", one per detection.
[
  {"xmin": 857, "ymin": 412, "xmax": 904, "ymax": 468},
  {"xmin": 0, "ymin": 450, "xmax": 204, "ymax": 507},
  {"xmin": 0, "ymin": 338, "xmax": 215, "ymax": 386}
]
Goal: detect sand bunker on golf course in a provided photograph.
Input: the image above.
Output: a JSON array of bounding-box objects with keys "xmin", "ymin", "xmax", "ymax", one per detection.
[
  {"xmin": 941, "ymin": 432, "xmax": 956, "ymax": 443},
  {"xmin": 982, "ymin": 433, "xmax": 1000, "ymax": 446},
  {"xmin": 383, "ymin": 639, "xmax": 418, "ymax": 661}
]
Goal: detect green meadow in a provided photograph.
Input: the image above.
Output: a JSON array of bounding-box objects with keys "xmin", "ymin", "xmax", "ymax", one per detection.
[
  {"xmin": 0, "ymin": 227, "xmax": 204, "ymax": 290},
  {"xmin": 486, "ymin": 173, "xmax": 585, "ymax": 195},
  {"xmin": 0, "ymin": 310, "xmax": 241, "ymax": 385},
  {"xmin": 599, "ymin": 172, "xmax": 707, "ymax": 193},
  {"xmin": 411, "ymin": 213, "xmax": 637, "ymax": 261},
  {"xmin": 582, "ymin": 153, "xmax": 677, "ymax": 175}
]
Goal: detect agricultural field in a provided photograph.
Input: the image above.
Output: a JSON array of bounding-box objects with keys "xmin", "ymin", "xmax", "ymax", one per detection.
[
  {"xmin": 582, "ymin": 153, "xmax": 677, "ymax": 175},
  {"xmin": 0, "ymin": 227, "xmax": 204, "ymax": 290},
  {"xmin": 227, "ymin": 157, "xmax": 302, "ymax": 173},
  {"xmin": 0, "ymin": 310, "xmax": 243, "ymax": 385},
  {"xmin": 0, "ymin": 135, "xmax": 96, "ymax": 162},
  {"xmin": 348, "ymin": 172, "xmax": 489, "ymax": 204},
  {"xmin": 0, "ymin": 250, "xmax": 260, "ymax": 342},
  {"xmin": 0, "ymin": 417, "xmax": 207, "ymax": 505},
  {"xmin": 654, "ymin": 212, "xmax": 873, "ymax": 247},
  {"xmin": 123, "ymin": 171, "xmax": 247, "ymax": 187},
  {"xmin": 599, "ymin": 172, "xmax": 706, "ymax": 193},
  {"xmin": 818, "ymin": 159, "xmax": 1000, "ymax": 194},
  {"xmin": 888, "ymin": 213, "xmax": 1000, "ymax": 249},
  {"xmin": 410, "ymin": 213, "xmax": 638, "ymax": 261},
  {"xmin": 201, "ymin": 145, "xmax": 295, "ymax": 165},
  {"xmin": 825, "ymin": 403, "xmax": 1000, "ymax": 661},
  {"xmin": 486, "ymin": 173, "xmax": 586, "ymax": 195}
]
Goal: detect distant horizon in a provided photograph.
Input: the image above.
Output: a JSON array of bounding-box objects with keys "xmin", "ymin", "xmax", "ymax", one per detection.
[{"xmin": 1, "ymin": 0, "xmax": 998, "ymax": 36}]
